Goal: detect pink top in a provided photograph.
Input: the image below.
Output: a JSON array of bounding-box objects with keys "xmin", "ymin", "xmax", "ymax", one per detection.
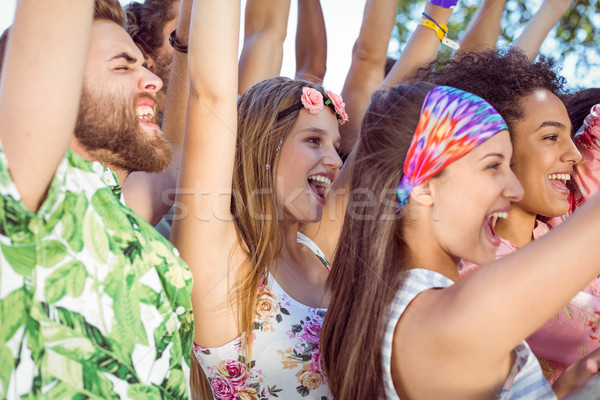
[
  {"xmin": 549, "ymin": 103, "xmax": 600, "ymax": 226},
  {"xmin": 460, "ymin": 220, "xmax": 600, "ymax": 384}
]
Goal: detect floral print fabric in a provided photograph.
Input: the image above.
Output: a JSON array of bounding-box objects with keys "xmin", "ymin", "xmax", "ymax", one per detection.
[
  {"xmin": 0, "ymin": 147, "xmax": 194, "ymax": 399},
  {"xmin": 460, "ymin": 220, "xmax": 600, "ymax": 384},
  {"xmin": 193, "ymin": 233, "xmax": 331, "ymax": 399}
]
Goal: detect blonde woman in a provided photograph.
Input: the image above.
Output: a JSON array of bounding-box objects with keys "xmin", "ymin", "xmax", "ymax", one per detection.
[{"xmin": 171, "ymin": 0, "xmax": 347, "ymax": 398}]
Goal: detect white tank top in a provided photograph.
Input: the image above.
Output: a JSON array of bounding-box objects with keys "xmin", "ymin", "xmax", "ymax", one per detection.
[{"xmin": 193, "ymin": 232, "xmax": 332, "ymax": 399}]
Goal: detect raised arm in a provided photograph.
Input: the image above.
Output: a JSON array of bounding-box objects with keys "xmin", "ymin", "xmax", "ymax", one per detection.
[
  {"xmin": 381, "ymin": 2, "xmax": 454, "ymax": 89},
  {"xmin": 455, "ymin": 0, "xmax": 507, "ymax": 56},
  {"xmin": 299, "ymin": 0, "xmax": 396, "ymax": 259},
  {"xmin": 0, "ymin": 0, "xmax": 94, "ymax": 211},
  {"xmin": 303, "ymin": 1, "xmax": 456, "ymax": 260},
  {"xmin": 294, "ymin": 0, "xmax": 327, "ymax": 84},
  {"xmin": 337, "ymin": 0, "xmax": 397, "ymax": 157},
  {"xmin": 123, "ymin": 0, "xmax": 193, "ymax": 225},
  {"xmin": 170, "ymin": 0, "xmax": 242, "ymax": 346},
  {"xmin": 396, "ymin": 192, "xmax": 600, "ymax": 397},
  {"xmin": 512, "ymin": 0, "xmax": 573, "ymax": 60},
  {"xmin": 238, "ymin": 0, "xmax": 290, "ymax": 94}
]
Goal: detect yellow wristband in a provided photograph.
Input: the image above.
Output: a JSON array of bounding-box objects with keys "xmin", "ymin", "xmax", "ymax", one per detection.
[{"xmin": 418, "ymin": 19, "xmax": 446, "ymax": 42}]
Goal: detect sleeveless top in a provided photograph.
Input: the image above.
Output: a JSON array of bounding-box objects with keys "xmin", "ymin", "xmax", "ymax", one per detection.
[
  {"xmin": 382, "ymin": 268, "xmax": 556, "ymax": 399},
  {"xmin": 460, "ymin": 220, "xmax": 600, "ymax": 384},
  {"xmin": 193, "ymin": 232, "xmax": 332, "ymax": 399}
]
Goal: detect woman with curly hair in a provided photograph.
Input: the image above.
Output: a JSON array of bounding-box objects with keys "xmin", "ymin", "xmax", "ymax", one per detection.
[
  {"xmin": 424, "ymin": 48, "xmax": 600, "ymax": 385},
  {"xmin": 321, "ymin": 80, "xmax": 600, "ymax": 399}
]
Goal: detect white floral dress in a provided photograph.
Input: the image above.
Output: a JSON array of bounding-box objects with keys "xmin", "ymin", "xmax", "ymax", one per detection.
[{"xmin": 193, "ymin": 233, "xmax": 331, "ymax": 399}]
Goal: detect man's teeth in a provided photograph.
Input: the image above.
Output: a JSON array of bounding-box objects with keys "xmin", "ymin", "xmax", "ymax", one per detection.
[
  {"xmin": 547, "ymin": 173, "xmax": 571, "ymax": 181},
  {"xmin": 136, "ymin": 105, "xmax": 155, "ymax": 122},
  {"xmin": 308, "ymin": 175, "xmax": 331, "ymax": 187},
  {"xmin": 490, "ymin": 211, "xmax": 508, "ymax": 220}
]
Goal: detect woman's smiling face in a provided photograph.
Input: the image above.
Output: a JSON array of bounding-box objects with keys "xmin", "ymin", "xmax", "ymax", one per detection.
[
  {"xmin": 275, "ymin": 107, "xmax": 342, "ymax": 223},
  {"xmin": 426, "ymin": 131, "xmax": 524, "ymax": 266},
  {"xmin": 509, "ymin": 89, "xmax": 582, "ymax": 219}
]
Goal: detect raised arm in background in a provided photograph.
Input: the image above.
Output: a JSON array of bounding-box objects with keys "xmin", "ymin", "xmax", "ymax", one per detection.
[
  {"xmin": 238, "ymin": 0, "xmax": 289, "ymax": 94},
  {"xmin": 512, "ymin": 0, "xmax": 573, "ymax": 60},
  {"xmin": 171, "ymin": 0, "xmax": 241, "ymax": 346},
  {"xmin": 302, "ymin": 1, "xmax": 456, "ymax": 261},
  {"xmin": 122, "ymin": 0, "xmax": 193, "ymax": 225},
  {"xmin": 336, "ymin": 0, "xmax": 397, "ymax": 157},
  {"xmin": 294, "ymin": 0, "xmax": 327, "ymax": 83},
  {"xmin": 0, "ymin": 0, "xmax": 94, "ymax": 211},
  {"xmin": 455, "ymin": 0, "xmax": 507, "ymax": 56},
  {"xmin": 381, "ymin": 1, "xmax": 454, "ymax": 89}
]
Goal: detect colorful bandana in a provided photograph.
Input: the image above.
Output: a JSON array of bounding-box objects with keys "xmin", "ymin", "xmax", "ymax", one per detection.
[{"xmin": 396, "ymin": 85, "xmax": 508, "ymax": 209}]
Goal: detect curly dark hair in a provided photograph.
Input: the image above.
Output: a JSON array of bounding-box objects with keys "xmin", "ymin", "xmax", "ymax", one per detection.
[
  {"xmin": 564, "ymin": 87, "xmax": 600, "ymax": 135},
  {"xmin": 421, "ymin": 48, "xmax": 568, "ymax": 133},
  {"xmin": 125, "ymin": 0, "xmax": 178, "ymax": 54}
]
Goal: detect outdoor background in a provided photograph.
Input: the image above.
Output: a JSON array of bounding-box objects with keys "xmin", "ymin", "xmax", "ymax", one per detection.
[{"xmin": 1, "ymin": 0, "xmax": 598, "ymax": 92}]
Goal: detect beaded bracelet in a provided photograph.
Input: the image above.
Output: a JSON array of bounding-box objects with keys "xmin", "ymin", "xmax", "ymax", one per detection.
[{"xmin": 169, "ymin": 30, "xmax": 188, "ymax": 54}]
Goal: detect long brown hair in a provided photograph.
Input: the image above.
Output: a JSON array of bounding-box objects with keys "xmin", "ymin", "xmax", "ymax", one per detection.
[
  {"xmin": 232, "ymin": 76, "xmax": 334, "ymax": 363},
  {"xmin": 189, "ymin": 77, "xmax": 334, "ymax": 398},
  {"xmin": 321, "ymin": 81, "xmax": 435, "ymax": 399}
]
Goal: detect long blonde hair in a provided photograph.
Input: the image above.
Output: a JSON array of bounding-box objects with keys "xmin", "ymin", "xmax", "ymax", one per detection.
[
  {"xmin": 191, "ymin": 77, "xmax": 333, "ymax": 397},
  {"xmin": 232, "ymin": 77, "xmax": 331, "ymax": 360}
]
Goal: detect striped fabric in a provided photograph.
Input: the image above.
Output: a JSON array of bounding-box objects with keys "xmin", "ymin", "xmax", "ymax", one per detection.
[{"xmin": 381, "ymin": 268, "xmax": 556, "ymax": 399}]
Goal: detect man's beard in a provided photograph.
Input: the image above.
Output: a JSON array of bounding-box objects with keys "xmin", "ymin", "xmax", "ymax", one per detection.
[{"xmin": 74, "ymin": 87, "xmax": 172, "ymax": 174}]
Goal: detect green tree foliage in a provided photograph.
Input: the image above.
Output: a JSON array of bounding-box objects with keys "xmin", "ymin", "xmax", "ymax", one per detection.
[{"xmin": 391, "ymin": 0, "xmax": 600, "ymax": 88}]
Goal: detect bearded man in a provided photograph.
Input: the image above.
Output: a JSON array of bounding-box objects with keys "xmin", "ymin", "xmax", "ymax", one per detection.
[{"xmin": 0, "ymin": 0, "xmax": 193, "ymax": 398}]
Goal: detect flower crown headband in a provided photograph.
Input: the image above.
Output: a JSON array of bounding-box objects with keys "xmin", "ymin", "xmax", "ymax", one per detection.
[{"xmin": 277, "ymin": 87, "xmax": 349, "ymax": 125}]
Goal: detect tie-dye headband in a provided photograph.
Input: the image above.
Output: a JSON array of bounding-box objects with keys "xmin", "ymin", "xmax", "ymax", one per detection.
[{"xmin": 396, "ymin": 85, "xmax": 508, "ymax": 209}]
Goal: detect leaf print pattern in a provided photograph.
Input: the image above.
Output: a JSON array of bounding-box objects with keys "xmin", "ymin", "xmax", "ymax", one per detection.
[{"xmin": 0, "ymin": 147, "xmax": 193, "ymax": 399}]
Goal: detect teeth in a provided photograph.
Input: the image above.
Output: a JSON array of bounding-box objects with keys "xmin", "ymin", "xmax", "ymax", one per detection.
[
  {"xmin": 308, "ymin": 175, "xmax": 331, "ymax": 187},
  {"xmin": 136, "ymin": 105, "xmax": 155, "ymax": 121},
  {"xmin": 490, "ymin": 212, "xmax": 508, "ymax": 220},
  {"xmin": 547, "ymin": 173, "xmax": 571, "ymax": 181}
]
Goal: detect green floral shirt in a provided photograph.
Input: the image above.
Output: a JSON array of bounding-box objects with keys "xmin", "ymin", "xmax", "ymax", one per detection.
[{"xmin": 0, "ymin": 147, "xmax": 193, "ymax": 399}]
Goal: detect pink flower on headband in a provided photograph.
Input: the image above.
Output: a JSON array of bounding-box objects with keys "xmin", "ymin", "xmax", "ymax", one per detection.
[
  {"xmin": 277, "ymin": 86, "xmax": 349, "ymax": 125},
  {"xmin": 301, "ymin": 87, "xmax": 324, "ymax": 115},
  {"xmin": 326, "ymin": 90, "xmax": 349, "ymax": 125}
]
